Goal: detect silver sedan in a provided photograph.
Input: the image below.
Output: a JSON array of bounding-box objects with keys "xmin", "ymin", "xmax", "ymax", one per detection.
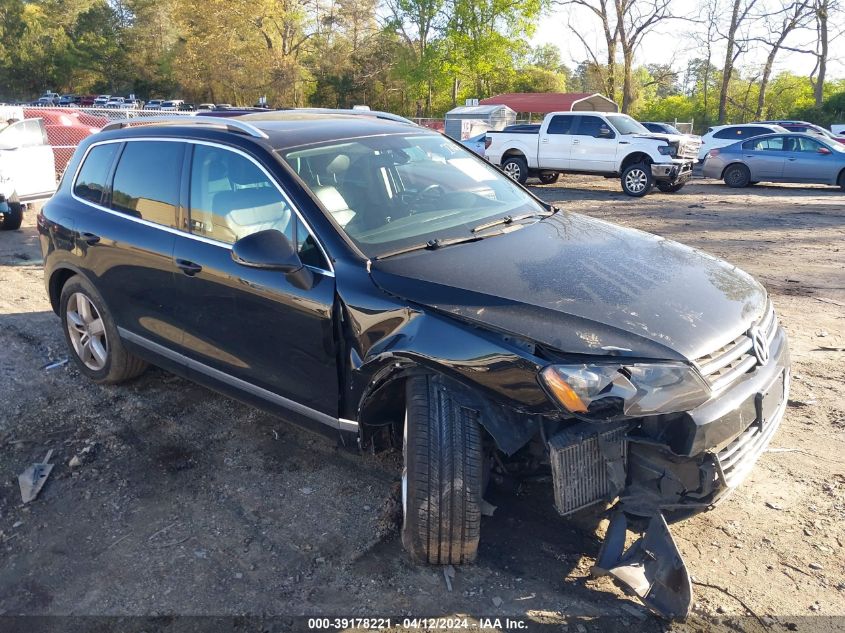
[{"xmin": 702, "ymin": 132, "xmax": 845, "ymax": 190}]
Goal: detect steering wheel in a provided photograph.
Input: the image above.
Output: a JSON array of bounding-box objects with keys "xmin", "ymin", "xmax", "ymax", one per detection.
[{"xmin": 417, "ymin": 184, "xmax": 445, "ymax": 199}]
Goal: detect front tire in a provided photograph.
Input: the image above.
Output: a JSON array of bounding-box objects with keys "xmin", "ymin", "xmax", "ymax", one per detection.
[
  {"xmin": 538, "ymin": 171, "xmax": 560, "ymax": 185},
  {"xmin": 621, "ymin": 162, "xmax": 653, "ymax": 197},
  {"xmin": 501, "ymin": 156, "xmax": 528, "ymax": 184},
  {"xmin": 401, "ymin": 374, "xmax": 483, "ymax": 565},
  {"xmin": 724, "ymin": 164, "xmax": 750, "ymax": 188},
  {"xmin": 59, "ymin": 275, "xmax": 148, "ymax": 384},
  {"xmin": 1, "ymin": 202, "xmax": 23, "ymax": 231},
  {"xmin": 838, "ymin": 170, "xmax": 845, "ymax": 192}
]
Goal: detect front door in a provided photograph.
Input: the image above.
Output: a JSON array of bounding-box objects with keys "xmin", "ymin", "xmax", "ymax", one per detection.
[
  {"xmin": 782, "ymin": 136, "xmax": 840, "ymax": 183},
  {"xmin": 171, "ymin": 142, "xmax": 339, "ymax": 417},
  {"xmin": 570, "ymin": 115, "xmax": 617, "ymax": 172}
]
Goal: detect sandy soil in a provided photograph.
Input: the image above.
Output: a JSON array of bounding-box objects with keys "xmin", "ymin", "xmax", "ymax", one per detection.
[{"xmin": 1, "ymin": 176, "xmax": 843, "ymax": 632}]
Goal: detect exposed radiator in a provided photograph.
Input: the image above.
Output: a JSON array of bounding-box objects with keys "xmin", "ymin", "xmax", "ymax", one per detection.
[{"xmin": 548, "ymin": 422, "xmax": 628, "ymax": 516}]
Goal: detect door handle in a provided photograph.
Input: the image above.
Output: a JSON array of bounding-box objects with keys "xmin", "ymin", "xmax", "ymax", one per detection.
[
  {"xmin": 619, "ymin": 141, "xmax": 630, "ymax": 145},
  {"xmin": 80, "ymin": 232, "xmax": 100, "ymax": 245},
  {"xmin": 787, "ymin": 157, "xmax": 797, "ymax": 161},
  {"xmin": 175, "ymin": 259, "xmax": 202, "ymax": 276},
  {"xmin": 541, "ymin": 137, "xmax": 549, "ymax": 144},
  {"xmin": 572, "ymin": 139, "xmax": 580, "ymax": 144}
]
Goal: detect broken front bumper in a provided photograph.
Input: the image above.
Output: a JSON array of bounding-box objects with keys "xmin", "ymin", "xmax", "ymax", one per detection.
[
  {"xmin": 651, "ymin": 161, "xmax": 694, "ymax": 182},
  {"xmin": 547, "ymin": 326, "xmax": 790, "ymax": 619}
]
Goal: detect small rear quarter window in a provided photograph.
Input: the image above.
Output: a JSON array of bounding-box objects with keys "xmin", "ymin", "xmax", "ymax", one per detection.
[{"xmin": 74, "ymin": 143, "xmax": 119, "ymax": 205}]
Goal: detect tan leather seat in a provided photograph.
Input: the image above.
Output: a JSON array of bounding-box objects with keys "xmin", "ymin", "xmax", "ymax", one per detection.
[{"xmin": 213, "ymin": 187, "xmax": 291, "ymax": 241}]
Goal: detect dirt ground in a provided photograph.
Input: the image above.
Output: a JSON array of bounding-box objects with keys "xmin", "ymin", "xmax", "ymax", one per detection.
[{"xmin": 1, "ymin": 176, "xmax": 843, "ymax": 632}]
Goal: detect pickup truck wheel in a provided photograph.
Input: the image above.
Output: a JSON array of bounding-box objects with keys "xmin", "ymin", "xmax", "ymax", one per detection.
[
  {"xmin": 656, "ymin": 181, "xmax": 686, "ymax": 193},
  {"xmin": 401, "ymin": 374, "xmax": 483, "ymax": 565},
  {"xmin": 501, "ymin": 157, "xmax": 528, "ymax": 184},
  {"xmin": 724, "ymin": 164, "xmax": 750, "ymax": 188},
  {"xmin": 60, "ymin": 275, "xmax": 148, "ymax": 384},
  {"xmin": 621, "ymin": 163, "xmax": 653, "ymax": 197},
  {"xmin": 538, "ymin": 171, "xmax": 560, "ymax": 185},
  {"xmin": 1, "ymin": 202, "xmax": 23, "ymax": 231}
]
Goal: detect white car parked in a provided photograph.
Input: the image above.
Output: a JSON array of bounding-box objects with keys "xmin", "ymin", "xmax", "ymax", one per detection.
[
  {"xmin": 0, "ymin": 119, "xmax": 57, "ymax": 230},
  {"xmin": 93, "ymin": 95, "xmax": 111, "ymax": 107},
  {"xmin": 698, "ymin": 124, "xmax": 788, "ymax": 160}
]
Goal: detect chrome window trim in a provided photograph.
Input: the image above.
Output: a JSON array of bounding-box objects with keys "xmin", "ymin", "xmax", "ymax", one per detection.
[
  {"xmin": 70, "ymin": 136, "xmax": 335, "ymax": 276},
  {"xmin": 118, "ymin": 327, "xmax": 357, "ymax": 431}
]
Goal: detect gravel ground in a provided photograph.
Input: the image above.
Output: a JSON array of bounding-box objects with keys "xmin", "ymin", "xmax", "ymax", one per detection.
[{"xmin": 0, "ymin": 176, "xmax": 843, "ymax": 632}]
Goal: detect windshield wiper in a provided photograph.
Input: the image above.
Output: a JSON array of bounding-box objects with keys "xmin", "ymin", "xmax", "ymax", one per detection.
[
  {"xmin": 471, "ymin": 210, "xmax": 555, "ymax": 234},
  {"xmin": 374, "ymin": 235, "xmax": 486, "ymax": 260}
]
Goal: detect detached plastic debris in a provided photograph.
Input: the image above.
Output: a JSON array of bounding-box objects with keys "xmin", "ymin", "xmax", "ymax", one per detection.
[
  {"xmin": 18, "ymin": 449, "xmax": 55, "ymax": 503},
  {"xmin": 592, "ymin": 510, "xmax": 692, "ymax": 620}
]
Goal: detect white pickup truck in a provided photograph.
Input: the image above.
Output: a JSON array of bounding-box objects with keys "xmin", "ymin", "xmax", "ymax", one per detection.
[{"xmin": 485, "ymin": 112, "xmax": 701, "ymax": 196}]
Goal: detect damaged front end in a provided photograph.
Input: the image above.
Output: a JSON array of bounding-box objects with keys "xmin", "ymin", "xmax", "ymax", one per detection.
[{"xmin": 542, "ymin": 323, "xmax": 790, "ymax": 620}]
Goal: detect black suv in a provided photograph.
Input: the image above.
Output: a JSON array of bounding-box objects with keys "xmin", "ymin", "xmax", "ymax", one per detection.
[{"xmin": 39, "ymin": 113, "xmax": 790, "ymax": 619}]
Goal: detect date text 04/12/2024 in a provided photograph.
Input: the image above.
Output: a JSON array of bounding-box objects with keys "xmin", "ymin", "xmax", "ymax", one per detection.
[{"xmin": 306, "ymin": 617, "xmax": 529, "ymax": 630}]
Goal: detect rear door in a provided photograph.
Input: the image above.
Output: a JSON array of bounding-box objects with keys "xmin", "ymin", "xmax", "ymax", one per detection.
[
  {"xmin": 570, "ymin": 115, "xmax": 616, "ymax": 171},
  {"xmin": 539, "ymin": 115, "xmax": 574, "ymax": 169},
  {"xmin": 741, "ymin": 136, "xmax": 786, "ymax": 180},
  {"xmin": 71, "ymin": 139, "xmax": 185, "ymax": 352},
  {"xmin": 170, "ymin": 142, "xmax": 339, "ymax": 417}
]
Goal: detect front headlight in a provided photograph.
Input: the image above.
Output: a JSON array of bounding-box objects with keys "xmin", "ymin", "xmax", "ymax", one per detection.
[
  {"xmin": 657, "ymin": 144, "xmax": 677, "ymax": 156},
  {"xmin": 540, "ymin": 362, "xmax": 710, "ymax": 420}
]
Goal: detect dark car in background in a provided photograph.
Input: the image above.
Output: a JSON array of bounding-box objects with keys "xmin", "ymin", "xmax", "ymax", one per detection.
[
  {"xmin": 702, "ymin": 132, "xmax": 845, "ymax": 189},
  {"xmin": 762, "ymin": 120, "xmax": 845, "ymax": 145},
  {"xmin": 38, "ymin": 112, "xmax": 790, "ymax": 619},
  {"xmin": 641, "ymin": 121, "xmax": 682, "ymax": 135}
]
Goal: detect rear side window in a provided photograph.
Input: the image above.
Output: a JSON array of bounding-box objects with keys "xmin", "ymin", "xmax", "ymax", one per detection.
[
  {"xmin": 714, "ymin": 127, "xmax": 746, "ymax": 140},
  {"xmin": 110, "ymin": 141, "xmax": 183, "ymax": 227},
  {"xmin": 745, "ymin": 136, "xmax": 784, "ymax": 151},
  {"xmin": 547, "ymin": 116, "xmax": 574, "ymax": 135},
  {"xmin": 73, "ymin": 143, "xmax": 119, "ymax": 205}
]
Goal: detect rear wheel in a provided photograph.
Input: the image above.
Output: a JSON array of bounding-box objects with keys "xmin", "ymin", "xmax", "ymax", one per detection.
[
  {"xmin": 401, "ymin": 374, "xmax": 483, "ymax": 565},
  {"xmin": 1, "ymin": 202, "xmax": 23, "ymax": 231},
  {"xmin": 724, "ymin": 164, "xmax": 750, "ymax": 188},
  {"xmin": 60, "ymin": 275, "xmax": 148, "ymax": 384},
  {"xmin": 656, "ymin": 180, "xmax": 687, "ymax": 193},
  {"xmin": 621, "ymin": 162, "xmax": 653, "ymax": 197},
  {"xmin": 501, "ymin": 156, "xmax": 528, "ymax": 185},
  {"xmin": 538, "ymin": 171, "xmax": 560, "ymax": 185}
]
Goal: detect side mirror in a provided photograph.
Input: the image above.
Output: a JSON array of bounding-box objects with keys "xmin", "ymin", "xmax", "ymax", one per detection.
[
  {"xmin": 598, "ymin": 126, "xmax": 614, "ymax": 139},
  {"xmin": 818, "ymin": 147, "xmax": 831, "ymax": 155},
  {"xmin": 232, "ymin": 229, "xmax": 301, "ymax": 271},
  {"xmin": 231, "ymin": 229, "xmax": 314, "ymax": 289}
]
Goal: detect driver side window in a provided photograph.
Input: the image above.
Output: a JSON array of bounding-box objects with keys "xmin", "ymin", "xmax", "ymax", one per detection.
[{"xmin": 189, "ymin": 144, "xmax": 329, "ymax": 270}]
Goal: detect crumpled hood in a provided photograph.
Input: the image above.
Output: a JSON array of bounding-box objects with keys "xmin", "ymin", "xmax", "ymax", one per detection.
[{"xmin": 370, "ymin": 212, "xmax": 767, "ymax": 361}]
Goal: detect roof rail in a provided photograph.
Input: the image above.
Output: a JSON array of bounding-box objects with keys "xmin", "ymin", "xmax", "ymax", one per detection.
[{"xmin": 100, "ymin": 115, "xmax": 269, "ymax": 139}]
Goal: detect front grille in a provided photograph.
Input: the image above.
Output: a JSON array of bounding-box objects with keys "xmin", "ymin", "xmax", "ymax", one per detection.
[
  {"xmin": 695, "ymin": 301, "xmax": 778, "ymax": 392},
  {"xmin": 678, "ymin": 139, "xmax": 701, "ymax": 160},
  {"xmin": 549, "ymin": 423, "xmax": 628, "ymax": 516},
  {"xmin": 715, "ymin": 371, "xmax": 789, "ymax": 488}
]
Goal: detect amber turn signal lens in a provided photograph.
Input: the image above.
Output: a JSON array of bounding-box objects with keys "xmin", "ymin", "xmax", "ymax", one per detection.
[{"xmin": 541, "ymin": 367, "xmax": 589, "ymax": 413}]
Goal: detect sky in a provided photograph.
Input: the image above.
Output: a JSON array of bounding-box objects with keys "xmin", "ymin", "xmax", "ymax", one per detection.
[{"xmin": 531, "ymin": 0, "xmax": 845, "ymax": 83}]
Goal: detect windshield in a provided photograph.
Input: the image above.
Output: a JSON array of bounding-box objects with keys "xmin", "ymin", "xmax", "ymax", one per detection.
[
  {"xmin": 280, "ymin": 133, "xmax": 547, "ymax": 258},
  {"xmin": 606, "ymin": 115, "xmax": 651, "ymax": 135}
]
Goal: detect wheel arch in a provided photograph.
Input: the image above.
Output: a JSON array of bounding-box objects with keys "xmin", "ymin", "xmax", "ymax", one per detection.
[
  {"xmin": 837, "ymin": 166, "xmax": 845, "ymax": 187},
  {"xmin": 720, "ymin": 161, "xmax": 750, "ymax": 180},
  {"xmin": 620, "ymin": 152, "xmax": 652, "ymax": 172},
  {"xmin": 48, "ymin": 265, "xmax": 83, "ymax": 315},
  {"xmin": 501, "ymin": 148, "xmax": 527, "ymax": 164}
]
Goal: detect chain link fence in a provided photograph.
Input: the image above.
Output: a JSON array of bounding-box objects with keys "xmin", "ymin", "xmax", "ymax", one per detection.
[{"xmin": 14, "ymin": 105, "xmax": 196, "ymax": 177}]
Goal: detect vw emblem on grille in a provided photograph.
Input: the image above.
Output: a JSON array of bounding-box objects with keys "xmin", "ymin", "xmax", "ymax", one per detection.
[{"xmin": 749, "ymin": 326, "xmax": 770, "ymax": 366}]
